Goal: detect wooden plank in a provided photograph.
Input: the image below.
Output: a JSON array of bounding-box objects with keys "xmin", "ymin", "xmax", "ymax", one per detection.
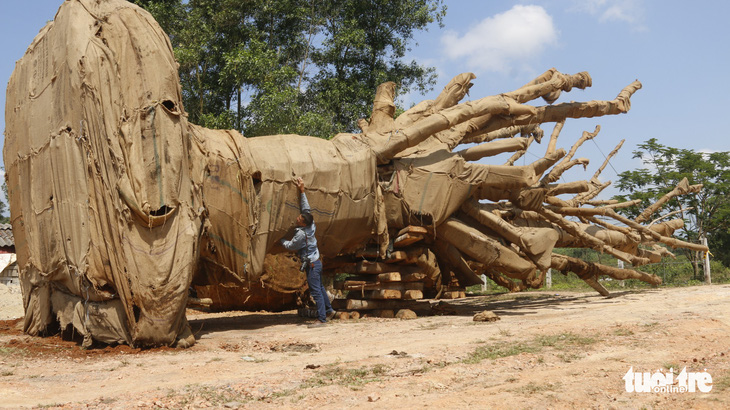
[
  {"xmin": 187, "ymin": 297, "xmax": 213, "ymax": 308},
  {"xmin": 342, "ymin": 282, "xmax": 424, "ymax": 292},
  {"xmin": 347, "ymin": 289, "xmax": 402, "ymax": 300},
  {"xmin": 332, "ymin": 299, "xmax": 431, "ymax": 312},
  {"xmin": 394, "ymin": 233, "xmax": 424, "ymax": 247},
  {"xmin": 397, "ymin": 226, "xmax": 429, "ymax": 237},
  {"xmin": 333, "ymin": 279, "xmax": 368, "ymax": 290}
]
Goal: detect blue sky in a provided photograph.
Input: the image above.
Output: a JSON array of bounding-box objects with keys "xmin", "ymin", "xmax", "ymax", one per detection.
[{"xmin": 1, "ymin": 0, "xmax": 729, "ymax": 200}]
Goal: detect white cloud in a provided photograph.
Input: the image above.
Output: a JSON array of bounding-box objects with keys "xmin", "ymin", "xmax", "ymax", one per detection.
[
  {"xmin": 569, "ymin": 0, "xmax": 647, "ymax": 31},
  {"xmin": 440, "ymin": 5, "xmax": 558, "ymax": 74}
]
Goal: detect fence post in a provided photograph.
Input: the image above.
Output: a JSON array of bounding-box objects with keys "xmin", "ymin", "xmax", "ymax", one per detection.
[
  {"xmin": 617, "ymin": 259, "xmax": 625, "ymax": 287},
  {"xmin": 481, "ymin": 274, "xmax": 488, "ymax": 292},
  {"xmin": 546, "ymin": 268, "xmax": 552, "ymax": 289},
  {"xmin": 702, "ymin": 236, "xmax": 711, "ymax": 284}
]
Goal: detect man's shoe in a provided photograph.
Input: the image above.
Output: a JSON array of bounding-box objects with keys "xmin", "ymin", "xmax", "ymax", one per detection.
[
  {"xmin": 308, "ymin": 321, "xmax": 327, "ymax": 328},
  {"xmin": 326, "ymin": 310, "xmax": 337, "ymax": 320}
]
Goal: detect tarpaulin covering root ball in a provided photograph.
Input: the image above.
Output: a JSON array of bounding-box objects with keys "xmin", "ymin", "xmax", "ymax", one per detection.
[
  {"xmin": 5, "ymin": 0, "xmax": 706, "ymax": 347},
  {"xmin": 5, "ymin": 0, "xmax": 203, "ymax": 347}
]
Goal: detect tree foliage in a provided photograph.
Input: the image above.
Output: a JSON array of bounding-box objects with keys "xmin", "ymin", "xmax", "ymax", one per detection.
[
  {"xmin": 132, "ymin": 0, "xmax": 445, "ymax": 138},
  {"xmin": 613, "ymin": 138, "xmax": 730, "ymax": 268}
]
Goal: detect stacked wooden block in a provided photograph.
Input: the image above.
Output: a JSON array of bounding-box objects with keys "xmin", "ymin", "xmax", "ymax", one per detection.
[{"xmin": 329, "ymin": 226, "xmax": 433, "ymax": 318}]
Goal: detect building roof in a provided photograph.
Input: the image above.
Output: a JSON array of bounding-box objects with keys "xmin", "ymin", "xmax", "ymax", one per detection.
[{"xmin": 0, "ymin": 223, "xmax": 14, "ymax": 248}]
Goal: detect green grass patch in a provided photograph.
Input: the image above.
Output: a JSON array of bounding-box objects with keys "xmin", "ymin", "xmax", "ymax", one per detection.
[
  {"xmin": 714, "ymin": 374, "xmax": 730, "ymax": 391},
  {"xmin": 535, "ymin": 332, "xmax": 597, "ymax": 349},
  {"xmin": 519, "ymin": 381, "xmax": 562, "ymax": 395},
  {"xmin": 303, "ymin": 363, "xmax": 391, "ymax": 389},
  {"xmin": 0, "ymin": 346, "xmax": 27, "ymax": 357},
  {"xmin": 169, "ymin": 384, "xmax": 249, "ymax": 407},
  {"xmin": 662, "ymin": 362, "xmax": 681, "ymax": 372},
  {"xmin": 462, "ymin": 342, "xmax": 540, "ymax": 364},
  {"xmin": 613, "ymin": 327, "xmax": 634, "ymax": 336},
  {"xmin": 463, "ymin": 332, "xmax": 601, "ymax": 365}
]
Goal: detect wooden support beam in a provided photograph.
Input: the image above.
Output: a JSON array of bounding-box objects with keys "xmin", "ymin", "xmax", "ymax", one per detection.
[{"xmin": 332, "ymin": 299, "xmax": 431, "ymax": 312}]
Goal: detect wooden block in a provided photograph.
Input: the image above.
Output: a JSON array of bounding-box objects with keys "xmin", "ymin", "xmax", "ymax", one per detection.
[
  {"xmin": 441, "ymin": 291, "xmax": 466, "ymax": 299},
  {"xmin": 349, "ymin": 311, "xmax": 361, "ymax": 320},
  {"xmin": 384, "ymin": 250, "xmax": 407, "ymax": 263},
  {"xmin": 397, "ymin": 226, "xmax": 429, "ymax": 237},
  {"xmin": 377, "ymin": 272, "xmax": 401, "ymax": 282},
  {"xmin": 401, "ymin": 247, "xmax": 428, "ymax": 264},
  {"xmin": 403, "ymin": 290, "xmax": 424, "ymax": 300},
  {"xmin": 373, "ymin": 310, "xmax": 395, "ymax": 318},
  {"xmin": 373, "ymin": 289, "xmax": 402, "ymax": 299},
  {"xmin": 337, "ymin": 311, "xmax": 350, "ymax": 320},
  {"xmin": 187, "ymin": 297, "xmax": 213, "ymax": 308},
  {"xmin": 401, "ymin": 272, "xmax": 426, "ymax": 282},
  {"xmin": 393, "ymin": 233, "xmax": 424, "ymax": 247},
  {"xmin": 441, "ymin": 291, "xmax": 458, "ymax": 299}
]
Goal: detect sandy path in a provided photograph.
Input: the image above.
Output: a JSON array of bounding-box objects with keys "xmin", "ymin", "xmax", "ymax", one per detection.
[{"xmin": 0, "ymin": 285, "xmax": 728, "ymax": 409}]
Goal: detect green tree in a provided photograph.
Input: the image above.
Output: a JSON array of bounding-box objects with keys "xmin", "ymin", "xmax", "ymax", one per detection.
[
  {"xmin": 613, "ymin": 138, "xmax": 730, "ymax": 273},
  {"xmin": 306, "ymin": 0, "xmax": 445, "ymax": 134},
  {"xmin": 133, "ymin": 0, "xmax": 445, "ymax": 138}
]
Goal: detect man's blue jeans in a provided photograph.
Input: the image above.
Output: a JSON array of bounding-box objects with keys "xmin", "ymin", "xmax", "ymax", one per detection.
[{"xmin": 306, "ymin": 260, "xmax": 333, "ymax": 322}]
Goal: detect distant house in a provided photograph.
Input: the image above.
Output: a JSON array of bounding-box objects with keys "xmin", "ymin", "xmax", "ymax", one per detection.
[{"xmin": 0, "ymin": 223, "xmax": 17, "ymax": 285}]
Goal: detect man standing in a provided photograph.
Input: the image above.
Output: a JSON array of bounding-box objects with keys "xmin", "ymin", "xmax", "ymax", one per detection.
[{"xmin": 280, "ymin": 177, "xmax": 335, "ymax": 326}]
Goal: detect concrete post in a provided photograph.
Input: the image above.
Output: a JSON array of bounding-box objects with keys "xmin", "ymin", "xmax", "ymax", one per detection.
[
  {"xmin": 702, "ymin": 236, "xmax": 711, "ymax": 284},
  {"xmin": 546, "ymin": 268, "xmax": 552, "ymax": 289}
]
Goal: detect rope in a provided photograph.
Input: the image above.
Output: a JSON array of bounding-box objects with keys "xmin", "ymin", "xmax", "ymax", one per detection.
[{"xmin": 591, "ymin": 138, "xmax": 619, "ymax": 175}]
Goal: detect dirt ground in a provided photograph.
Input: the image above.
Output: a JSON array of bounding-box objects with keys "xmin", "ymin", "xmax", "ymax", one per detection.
[{"xmin": 0, "ymin": 284, "xmax": 728, "ymax": 409}]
